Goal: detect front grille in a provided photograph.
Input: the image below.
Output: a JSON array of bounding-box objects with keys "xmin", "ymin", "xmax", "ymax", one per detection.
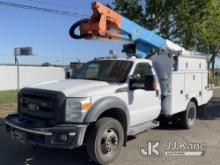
[{"xmin": 19, "ymin": 88, "xmax": 66, "ymax": 126}]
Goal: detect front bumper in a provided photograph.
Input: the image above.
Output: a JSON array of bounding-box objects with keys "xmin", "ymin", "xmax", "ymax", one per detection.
[{"xmin": 5, "ymin": 114, "xmax": 88, "ymax": 149}]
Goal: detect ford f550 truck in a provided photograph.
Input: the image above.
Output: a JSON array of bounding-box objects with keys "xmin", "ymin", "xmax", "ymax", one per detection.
[{"xmin": 5, "ymin": 2, "xmax": 213, "ymax": 164}]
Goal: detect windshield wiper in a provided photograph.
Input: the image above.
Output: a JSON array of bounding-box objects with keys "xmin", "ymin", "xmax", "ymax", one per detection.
[
  {"xmin": 87, "ymin": 78, "xmax": 100, "ymax": 81},
  {"xmin": 71, "ymin": 77, "xmax": 109, "ymax": 82}
]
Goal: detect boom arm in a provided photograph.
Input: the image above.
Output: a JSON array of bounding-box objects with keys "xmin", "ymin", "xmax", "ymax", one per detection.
[{"xmin": 69, "ymin": 2, "xmax": 166, "ymax": 57}]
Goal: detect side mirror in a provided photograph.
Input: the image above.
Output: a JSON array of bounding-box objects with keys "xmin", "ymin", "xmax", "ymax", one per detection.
[
  {"xmin": 129, "ymin": 74, "xmax": 157, "ymax": 91},
  {"xmin": 129, "ymin": 74, "xmax": 143, "ymax": 90},
  {"xmin": 130, "ymin": 73, "xmax": 141, "ymax": 80}
]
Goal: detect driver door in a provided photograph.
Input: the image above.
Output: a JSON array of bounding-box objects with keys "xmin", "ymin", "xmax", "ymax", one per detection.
[{"xmin": 128, "ymin": 62, "xmax": 161, "ymax": 126}]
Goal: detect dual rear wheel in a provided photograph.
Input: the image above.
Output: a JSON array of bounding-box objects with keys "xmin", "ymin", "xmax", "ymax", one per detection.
[
  {"xmin": 179, "ymin": 101, "xmax": 197, "ymax": 129},
  {"xmin": 159, "ymin": 101, "xmax": 197, "ymax": 129}
]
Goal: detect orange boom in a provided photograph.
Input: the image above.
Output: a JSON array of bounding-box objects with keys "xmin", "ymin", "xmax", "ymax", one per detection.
[{"xmin": 80, "ymin": 2, "xmax": 122, "ymax": 39}]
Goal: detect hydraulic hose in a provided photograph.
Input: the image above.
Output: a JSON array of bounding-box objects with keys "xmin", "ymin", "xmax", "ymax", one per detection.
[{"xmin": 69, "ymin": 18, "xmax": 90, "ymax": 39}]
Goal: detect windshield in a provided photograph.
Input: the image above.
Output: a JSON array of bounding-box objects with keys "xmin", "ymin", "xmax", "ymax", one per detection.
[{"xmin": 71, "ymin": 60, "xmax": 133, "ymax": 83}]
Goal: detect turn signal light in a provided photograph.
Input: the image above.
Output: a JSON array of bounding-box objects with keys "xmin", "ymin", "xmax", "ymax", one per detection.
[{"xmin": 82, "ymin": 101, "xmax": 92, "ymax": 111}]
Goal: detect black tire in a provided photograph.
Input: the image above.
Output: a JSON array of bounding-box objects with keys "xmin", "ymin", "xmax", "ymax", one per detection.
[
  {"xmin": 179, "ymin": 101, "xmax": 197, "ymax": 129},
  {"xmin": 87, "ymin": 117, "xmax": 124, "ymax": 165}
]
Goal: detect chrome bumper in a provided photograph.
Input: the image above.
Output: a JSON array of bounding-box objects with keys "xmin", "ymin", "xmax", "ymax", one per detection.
[{"xmin": 5, "ymin": 113, "xmax": 88, "ymax": 149}]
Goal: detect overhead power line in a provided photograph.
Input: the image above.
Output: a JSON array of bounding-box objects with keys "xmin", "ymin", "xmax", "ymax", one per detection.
[
  {"xmin": 25, "ymin": 0, "xmax": 78, "ymax": 10},
  {"xmin": 0, "ymin": 1, "xmax": 89, "ymax": 17}
]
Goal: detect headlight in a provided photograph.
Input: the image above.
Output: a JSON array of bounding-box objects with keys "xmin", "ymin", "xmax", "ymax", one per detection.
[{"xmin": 65, "ymin": 97, "xmax": 92, "ymax": 122}]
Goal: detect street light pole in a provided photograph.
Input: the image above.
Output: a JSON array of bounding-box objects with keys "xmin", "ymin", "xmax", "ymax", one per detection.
[
  {"xmin": 14, "ymin": 52, "xmax": 20, "ymax": 92},
  {"xmin": 14, "ymin": 47, "xmax": 33, "ymax": 92}
]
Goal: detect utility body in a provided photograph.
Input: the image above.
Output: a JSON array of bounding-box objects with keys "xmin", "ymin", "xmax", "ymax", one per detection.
[{"xmin": 5, "ymin": 2, "xmax": 213, "ymax": 164}]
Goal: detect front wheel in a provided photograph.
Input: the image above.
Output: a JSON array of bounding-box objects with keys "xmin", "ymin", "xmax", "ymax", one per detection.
[
  {"xmin": 87, "ymin": 117, "xmax": 124, "ymax": 164},
  {"xmin": 179, "ymin": 101, "xmax": 197, "ymax": 129}
]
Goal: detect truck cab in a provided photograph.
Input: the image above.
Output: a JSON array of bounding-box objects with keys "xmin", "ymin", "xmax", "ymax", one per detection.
[{"xmin": 5, "ymin": 57, "xmax": 161, "ymax": 164}]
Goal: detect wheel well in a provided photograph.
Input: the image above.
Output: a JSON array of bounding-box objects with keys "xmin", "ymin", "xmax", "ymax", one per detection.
[
  {"xmin": 190, "ymin": 97, "xmax": 198, "ymax": 109},
  {"xmin": 98, "ymin": 109, "xmax": 127, "ymax": 132},
  {"xmin": 83, "ymin": 108, "xmax": 128, "ymax": 146},
  {"xmin": 98, "ymin": 109, "xmax": 128, "ymax": 146}
]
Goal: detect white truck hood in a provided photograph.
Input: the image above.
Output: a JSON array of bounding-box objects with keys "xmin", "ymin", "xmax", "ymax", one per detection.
[{"xmin": 29, "ymin": 79, "xmax": 119, "ymax": 97}]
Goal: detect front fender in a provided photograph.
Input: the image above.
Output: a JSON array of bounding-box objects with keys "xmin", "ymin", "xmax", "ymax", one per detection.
[{"xmin": 84, "ymin": 96, "xmax": 130, "ymax": 126}]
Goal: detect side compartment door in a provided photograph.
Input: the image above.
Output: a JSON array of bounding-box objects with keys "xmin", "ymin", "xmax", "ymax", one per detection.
[
  {"xmin": 171, "ymin": 73, "xmax": 186, "ymax": 114},
  {"xmin": 128, "ymin": 63, "xmax": 161, "ymax": 126}
]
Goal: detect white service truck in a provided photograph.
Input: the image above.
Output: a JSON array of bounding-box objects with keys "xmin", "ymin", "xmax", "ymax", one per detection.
[{"xmin": 5, "ymin": 2, "xmax": 213, "ymax": 164}]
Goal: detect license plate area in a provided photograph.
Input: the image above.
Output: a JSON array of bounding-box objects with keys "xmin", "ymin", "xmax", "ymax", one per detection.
[{"xmin": 10, "ymin": 129, "xmax": 26, "ymax": 143}]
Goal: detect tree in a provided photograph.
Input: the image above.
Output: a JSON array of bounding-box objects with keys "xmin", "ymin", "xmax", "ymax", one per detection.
[
  {"xmin": 196, "ymin": 1, "xmax": 220, "ymax": 74},
  {"xmin": 112, "ymin": 0, "xmax": 146, "ymax": 26},
  {"xmin": 111, "ymin": 0, "xmax": 220, "ymax": 72}
]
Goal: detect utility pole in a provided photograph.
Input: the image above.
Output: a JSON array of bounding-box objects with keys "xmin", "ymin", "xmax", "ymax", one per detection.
[{"xmin": 62, "ymin": 48, "xmax": 65, "ymax": 68}]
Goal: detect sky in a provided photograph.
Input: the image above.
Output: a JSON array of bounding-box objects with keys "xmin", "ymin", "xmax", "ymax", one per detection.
[
  {"xmin": 0, "ymin": 0, "xmax": 124, "ymax": 65},
  {"xmin": 0, "ymin": 0, "xmax": 219, "ymax": 66}
]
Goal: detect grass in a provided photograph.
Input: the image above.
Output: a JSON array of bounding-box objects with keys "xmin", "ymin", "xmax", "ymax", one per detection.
[
  {"xmin": 0, "ymin": 90, "xmax": 17, "ymax": 104},
  {"xmin": 209, "ymin": 76, "xmax": 220, "ymax": 86}
]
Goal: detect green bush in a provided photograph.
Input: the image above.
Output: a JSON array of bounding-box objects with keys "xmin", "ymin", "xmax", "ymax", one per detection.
[
  {"xmin": 0, "ymin": 90, "xmax": 17, "ymax": 104},
  {"xmin": 209, "ymin": 76, "xmax": 220, "ymax": 86}
]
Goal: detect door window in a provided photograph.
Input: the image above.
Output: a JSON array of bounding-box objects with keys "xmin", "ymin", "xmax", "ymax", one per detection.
[{"xmin": 133, "ymin": 63, "xmax": 153, "ymax": 81}]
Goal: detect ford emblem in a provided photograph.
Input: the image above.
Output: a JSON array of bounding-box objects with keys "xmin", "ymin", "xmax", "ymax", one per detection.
[{"xmin": 27, "ymin": 103, "xmax": 39, "ymax": 112}]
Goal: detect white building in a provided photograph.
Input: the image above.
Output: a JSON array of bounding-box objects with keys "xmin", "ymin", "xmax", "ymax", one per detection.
[{"xmin": 0, "ymin": 64, "xmax": 65, "ymax": 91}]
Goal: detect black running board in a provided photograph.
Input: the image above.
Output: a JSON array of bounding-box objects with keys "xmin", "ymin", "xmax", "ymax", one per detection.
[{"xmin": 128, "ymin": 120, "xmax": 159, "ymax": 136}]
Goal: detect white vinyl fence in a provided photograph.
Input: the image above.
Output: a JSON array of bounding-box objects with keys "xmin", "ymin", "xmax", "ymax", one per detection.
[{"xmin": 0, "ymin": 65, "xmax": 65, "ymax": 91}]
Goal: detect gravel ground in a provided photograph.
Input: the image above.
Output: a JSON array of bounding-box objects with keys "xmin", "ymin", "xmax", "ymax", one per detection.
[
  {"xmin": 0, "ymin": 89, "xmax": 219, "ymax": 165},
  {"xmin": 0, "ymin": 103, "xmax": 16, "ymax": 118}
]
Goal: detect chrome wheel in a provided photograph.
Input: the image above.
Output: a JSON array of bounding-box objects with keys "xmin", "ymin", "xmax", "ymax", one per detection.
[
  {"xmin": 188, "ymin": 107, "xmax": 196, "ymax": 125},
  {"xmin": 101, "ymin": 128, "xmax": 119, "ymax": 155}
]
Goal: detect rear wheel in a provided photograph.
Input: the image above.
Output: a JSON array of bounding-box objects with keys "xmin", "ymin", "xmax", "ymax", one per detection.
[
  {"xmin": 87, "ymin": 117, "xmax": 124, "ymax": 164},
  {"xmin": 179, "ymin": 101, "xmax": 197, "ymax": 129}
]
